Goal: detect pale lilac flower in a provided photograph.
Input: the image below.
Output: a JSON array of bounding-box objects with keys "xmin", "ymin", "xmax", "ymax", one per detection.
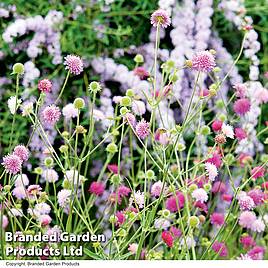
[
  {"xmin": 12, "ymin": 187, "xmax": 27, "ymax": 200},
  {"xmin": 221, "ymin": 123, "xmax": 234, "ymax": 139},
  {"xmin": 136, "ymin": 119, "xmax": 150, "ymax": 139},
  {"xmin": 13, "ymin": 145, "xmax": 29, "ymax": 162},
  {"xmin": 124, "ymin": 113, "xmax": 136, "ymax": 127},
  {"xmin": 205, "ymin": 162, "xmax": 218, "ymax": 181},
  {"xmin": 62, "ymin": 103, "xmax": 78, "ymax": 120},
  {"xmin": 191, "ymin": 188, "xmax": 208, "ymax": 203},
  {"xmin": 21, "ymin": 101, "xmax": 34, "ymax": 117},
  {"xmin": 14, "ymin": 174, "xmax": 29, "ymax": 187},
  {"xmin": 57, "ymin": 189, "xmax": 72, "ymax": 208},
  {"xmin": 151, "ymin": 180, "xmax": 166, "ymax": 197},
  {"xmin": 150, "ymin": 9, "xmax": 171, "ymax": 28},
  {"xmin": 64, "ymin": 55, "xmax": 83, "ymax": 75},
  {"xmin": 42, "ymin": 169, "xmax": 59, "ymax": 183},
  {"xmin": 250, "ymin": 218, "xmax": 265, "ymax": 233},
  {"xmin": 191, "ymin": 51, "xmax": 216, "ymax": 73},
  {"xmin": 64, "ymin": 169, "xmax": 84, "ymax": 186},
  {"xmin": 129, "ymin": 190, "xmax": 145, "ymax": 208},
  {"xmin": 33, "ymin": 203, "xmax": 51, "ymax": 216},
  {"xmin": 2, "ymin": 154, "xmax": 22, "ymax": 174},
  {"xmin": 9, "ymin": 208, "xmax": 23, "ymax": 217},
  {"xmin": 132, "ymin": 100, "xmax": 146, "ymax": 116},
  {"xmin": 154, "ymin": 218, "xmax": 171, "ymax": 229},
  {"xmin": 239, "ymin": 211, "xmax": 256, "ymax": 228},
  {"xmin": 27, "ymin": 184, "xmax": 42, "ymax": 198},
  {"xmin": 42, "ymin": 105, "xmax": 61, "ymax": 125}
]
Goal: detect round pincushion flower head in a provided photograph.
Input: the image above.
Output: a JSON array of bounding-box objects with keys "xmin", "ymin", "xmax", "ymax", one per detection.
[
  {"xmin": 136, "ymin": 119, "xmax": 150, "ymax": 139},
  {"xmin": 106, "ymin": 143, "xmax": 118, "ymax": 154},
  {"xmin": 42, "ymin": 105, "xmax": 61, "ymax": 125},
  {"xmin": 189, "ymin": 216, "xmax": 200, "ymax": 228},
  {"xmin": 13, "ymin": 145, "xmax": 29, "ymax": 162},
  {"xmin": 233, "ymin": 98, "xmax": 251, "ymax": 116},
  {"xmin": 73, "ymin": 97, "xmax": 85, "ymax": 110},
  {"xmin": 64, "ymin": 54, "xmax": 83, "ymax": 75},
  {"xmin": 89, "ymin": 81, "xmax": 101, "ymax": 93},
  {"xmin": 89, "ymin": 181, "xmax": 105, "ymax": 196},
  {"xmin": 150, "ymin": 9, "xmax": 171, "ymax": 28},
  {"xmin": 214, "ymin": 133, "xmax": 226, "ymax": 144},
  {"xmin": 191, "ymin": 50, "xmax": 216, "ymax": 73},
  {"xmin": 134, "ymin": 54, "xmax": 144, "ymax": 64},
  {"xmin": 12, "ymin": 63, "xmax": 24, "ymax": 75},
  {"xmin": 38, "ymin": 79, "xmax": 52, "ymax": 93},
  {"xmin": 2, "ymin": 154, "xmax": 22, "ymax": 175}
]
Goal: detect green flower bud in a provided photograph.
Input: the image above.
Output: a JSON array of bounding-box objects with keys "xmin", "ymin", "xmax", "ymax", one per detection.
[
  {"xmin": 34, "ymin": 167, "xmax": 43, "ymax": 175},
  {"xmin": 260, "ymin": 154, "xmax": 268, "ymax": 163},
  {"xmin": 110, "ymin": 174, "xmax": 122, "ymax": 186},
  {"xmin": 225, "ymin": 153, "xmax": 235, "ymax": 165},
  {"xmin": 189, "ymin": 216, "xmax": 200, "ymax": 228},
  {"xmin": 116, "ymin": 228, "xmax": 127, "ymax": 237},
  {"xmin": 169, "ymin": 73, "xmax": 178, "ymax": 83},
  {"xmin": 120, "ymin": 107, "xmax": 129, "ymax": 116},
  {"xmin": 74, "ymin": 98, "xmax": 85, "ymax": 109},
  {"xmin": 76, "ymin": 125, "xmax": 87, "ymax": 134},
  {"xmin": 203, "ymin": 183, "xmax": 211, "ymax": 192},
  {"xmin": 161, "ymin": 209, "xmax": 170, "ymax": 218},
  {"xmin": 106, "ymin": 143, "xmax": 118, "ymax": 154},
  {"xmin": 216, "ymin": 99, "xmax": 225, "ymax": 109},
  {"xmin": 12, "ymin": 63, "xmax": 24, "ymax": 75},
  {"xmin": 59, "ymin": 145, "xmax": 68, "ymax": 153},
  {"xmin": 177, "ymin": 143, "xmax": 186, "ymax": 152},
  {"xmin": 112, "ymin": 129, "xmax": 120, "ymax": 136},
  {"xmin": 126, "ymin": 89, "xmax": 134, "ymax": 97},
  {"xmin": 44, "ymin": 157, "xmax": 53, "ymax": 167},
  {"xmin": 200, "ymin": 125, "xmax": 211, "ymax": 136},
  {"xmin": 4, "ymin": 185, "xmax": 11, "ymax": 192},
  {"xmin": 218, "ymin": 113, "xmax": 227, "ymax": 122},
  {"xmin": 189, "ymin": 184, "xmax": 198, "ymax": 192},
  {"xmin": 62, "ymin": 131, "xmax": 69, "ymax": 139},
  {"xmin": 213, "ymin": 67, "xmax": 221, "ymax": 73},
  {"xmin": 134, "ymin": 54, "xmax": 144, "ymax": 63},
  {"xmin": 89, "ymin": 81, "xmax": 102, "ymax": 93},
  {"xmin": 109, "ymin": 215, "xmax": 118, "ymax": 224},
  {"xmin": 137, "ymin": 171, "xmax": 145, "ymax": 179},
  {"xmin": 120, "ymin": 96, "xmax": 132, "ymax": 107},
  {"xmin": 62, "ymin": 179, "xmax": 71, "ymax": 189},
  {"xmin": 146, "ymin": 170, "xmax": 155, "ymax": 180}
]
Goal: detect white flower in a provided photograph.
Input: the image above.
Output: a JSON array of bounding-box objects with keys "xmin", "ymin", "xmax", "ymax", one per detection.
[
  {"xmin": 129, "ymin": 190, "xmax": 145, "ymax": 208},
  {"xmin": 192, "ymin": 188, "xmax": 208, "ymax": 203},
  {"xmin": 251, "ymin": 218, "xmax": 265, "ymax": 233},
  {"xmin": 14, "ymin": 174, "xmax": 29, "ymax": 187},
  {"xmin": 154, "ymin": 218, "xmax": 171, "ymax": 229},
  {"xmin": 64, "ymin": 169, "xmax": 84, "ymax": 186},
  {"xmin": 205, "ymin": 162, "xmax": 218, "ymax": 181},
  {"xmin": 8, "ymin": 96, "xmax": 22, "ymax": 114},
  {"xmin": 62, "ymin": 103, "xmax": 78, "ymax": 120},
  {"xmin": 221, "ymin": 123, "xmax": 234, "ymax": 139},
  {"xmin": 21, "ymin": 102, "xmax": 33, "ymax": 116},
  {"xmin": 132, "ymin": 100, "xmax": 146, "ymax": 116}
]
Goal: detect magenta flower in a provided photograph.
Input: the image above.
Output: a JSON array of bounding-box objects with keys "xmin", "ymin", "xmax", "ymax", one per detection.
[
  {"xmin": 235, "ymin": 128, "xmax": 247, "ymax": 141},
  {"xmin": 2, "ymin": 154, "xmax": 22, "ymax": 174},
  {"xmin": 38, "ymin": 79, "xmax": 52, "ymax": 93},
  {"xmin": 89, "ymin": 181, "xmax": 105, "ymax": 196},
  {"xmin": 251, "ymin": 166, "xmax": 265, "ymax": 179},
  {"xmin": 150, "ymin": 9, "xmax": 171, "ymax": 28},
  {"xmin": 42, "ymin": 105, "xmax": 61, "ymax": 125},
  {"xmin": 166, "ymin": 191, "xmax": 185, "ymax": 212},
  {"xmin": 212, "ymin": 241, "xmax": 228, "ymax": 257},
  {"xmin": 233, "ymin": 98, "xmax": 251, "ymax": 115},
  {"xmin": 191, "ymin": 50, "xmax": 216, "ymax": 73},
  {"xmin": 161, "ymin": 230, "xmax": 174, "ymax": 247},
  {"xmin": 211, "ymin": 120, "xmax": 223, "ymax": 132},
  {"xmin": 135, "ymin": 119, "xmax": 150, "ymax": 139},
  {"xmin": 64, "ymin": 55, "xmax": 83, "ymax": 75},
  {"xmin": 240, "ymin": 235, "xmax": 256, "ymax": 249},
  {"xmin": 13, "ymin": 145, "xmax": 29, "ymax": 162},
  {"xmin": 210, "ymin": 212, "xmax": 225, "ymax": 226}
]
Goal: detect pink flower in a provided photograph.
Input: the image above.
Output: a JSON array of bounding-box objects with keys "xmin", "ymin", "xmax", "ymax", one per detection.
[
  {"xmin": 238, "ymin": 193, "xmax": 255, "ymax": 210},
  {"xmin": 38, "ymin": 214, "xmax": 52, "ymax": 226},
  {"xmin": 251, "ymin": 218, "xmax": 265, "ymax": 233},
  {"xmin": 64, "ymin": 55, "xmax": 83, "ymax": 75},
  {"xmin": 210, "ymin": 212, "xmax": 225, "ymax": 226},
  {"xmin": 233, "ymin": 83, "xmax": 247, "ymax": 98},
  {"xmin": 27, "ymin": 185, "xmax": 42, "ymax": 198},
  {"xmin": 240, "ymin": 235, "xmax": 256, "ymax": 249},
  {"xmin": 133, "ymin": 67, "xmax": 149, "ymax": 80},
  {"xmin": 150, "ymin": 9, "xmax": 171, "ymax": 28},
  {"xmin": 191, "ymin": 188, "xmax": 208, "ymax": 203},
  {"xmin": 2, "ymin": 215, "xmax": 8, "ymax": 229},
  {"xmin": 89, "ymin": 181, "xmax": 105, "ymax": 196},
  {"xmin": 212, "ymin": 181, "xmax": 226, "ymax": 194},
  {"xmin": 206, "ymin": 152, "xmax": 222, "ymax": 168},
  {"xmin": 170, "ymin": 226, "xmax": 182, "ymax": 238},
  {"xmin": 115, "ymin": 211, "xmax": 126, "ymax": 226},
  {"xmin": 135, "ymin": 119, "xmax": 150, "ymax": 139},
  {"xmin": 118, "ymin": 185, "xmax": 131, "ymax": 197},
  {"xmin": 13, "ymin": 145, "xmax": 29, "ymax": 162},
  {"xmin": 2, "ymin": 154, "xmax": 22, "ymax": 174},
  {"xmin": 128, "ymin": 243, "xmax": 138, "ymax": 254},
  {"xmin": 151, "ymin": 180, "xmax": 165, "ymax": 197},
  {"xmin": 107, "ymin": 164, "xmax": 119, "ymax": 174},
  {"xmin": 191, "ymin": 51, "xmax": 216, "ymax": 73},
  {"xmin": 233, "ymin": 98, "xmax": 251, "ymax": 115},
  {"xmin": 212, "ymin": 241, "xmax": 228, "ymax": 257},
  {"xmin": 166, "ymin": 191, "xmax": 185, "ymax": 212},
  {"xmin": 251, "ymin": 166, "xmax": 265, "ymax": 179},
  {"xmin": 124, "ymin": 113, "xmax": 136, "ymax": 127},
  {"xmin": 211, "ymin": 120, "xmax": 223, "ymax": 132},
  {"xmin": 222, "ymin": 194, "xmax": 232, "ymax": 202},
  {"xmin": 235, "ymin": 128, "xmax": 247, "ymax": 141},
  {"xmin": 247, "ymin": 189, "xmax": 264, "ymax": 206},
  {"xmin": 248, "ymin": 246, "xmax": 265, "ymax": 260},
  {"xmin": 38, "ymin": 79, "xmax": 52, "ymax": 93},
  {"xmin": 161, "ymin": 231, "xmax": 174, "ymax": 247},
  {"xmin": 199, "ymin": 88, "xmax": 210, "ymax": 97},
  {"xmin": 238, "ymin": 211, "xmax": 256, "ymax": 228},
  {"xmin": 154, "ymin": 128, "xmax": 169, "ymax": 145},
  {"xmin": 42, "ymin": 105, "xmax": 61, "ymax": 125},
  {"xmin": 194, "ymin": 201, "xmax": 208, "ymax": 213},
  {"xmin": 205, "ymin": 162, "xmax": 218, "ymax": 181},
  {"xmin": 12, "ymin": 187, "xmax": 27, "ymax": 199}
]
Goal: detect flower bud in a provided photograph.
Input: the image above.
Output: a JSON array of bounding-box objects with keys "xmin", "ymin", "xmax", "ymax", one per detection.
[
  {"xmin": 120, "ymin": 107, "xmax": 129, "ymax": 116},
  {"xmin": 110, "ymin": 174, "xmax": 122, "ymax": 186},
  {"xmin": 34, "ymin": 167, "xmax": 43, "ymax": 175},
  {"xmin": 134, "ymin": 54, "xmax": 144, "ymax": 63},
  {"xmin": 76, "ymin": 125, "xmax": 87, "ymax": 134},
  {"xmin": 44, "ymin": 157, "xmax": 54, "ymax": 167},
  {"xmin": 216, "ymin": 100, "xmax": 225, "ymax": 109},
  {"xmin": 74, "ymin": 98, "xmax": 85, "ymax": 109},
  {"xmin": 198, "ymin": 215, "xmax": 206, "ymax": 223},
  {"xmin": 189, "ymin": 216, "xmax": 200, "ymax": 228},
  {"xmin": 59, "ymin": 145, "xmax": 68, "ymax": 153},
  {"xmin": 109, "ymin": 215, "xmax": 118, "ymax": 224},
  {"xmin": 126, "ymin": 89, "xmax": 134, "ymax": 97},
  {"xmin": 177, "ymin": 143, "xmax": 186, "ymax": 152},
  {"xmin": 146, "ymin": 170, "xmax": 155, "ymax": 180},
  {"xmin": 200, "ymin": 125, "xmax": 211, "ymax": 136},
  {"xmin": 106, "ymin": 143, "xmax": 118, "ymax": 154},
  {"xmin": 185, "ymin": 60, "xmax": 192, "ymax": 68},
  {"xmin": 4, "ymin": 185, "xmax": 11, "ymax": 192},
  {"xmin": 12, "ymin": 63, "xmax": 24, "ymax": 75},
  {"xmin": 89, "ymin": 81, "xmax": 101, "ymax": 93},
  {"xmin": 203, "ymin": 183, "xmax": 211, "ymax": 192},
  {"xmin": 189, "ymin": 184, "xmax": 198, "ymax": 192},
  {"xmin": 120, "ymin": 96, "xmax": 132, "ymax": 107}
]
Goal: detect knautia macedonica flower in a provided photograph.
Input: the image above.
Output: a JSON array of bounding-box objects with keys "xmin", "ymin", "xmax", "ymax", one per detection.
[
  {"xmin": 165, "ymin": 192, "xmax": 185, "ymax": 212},
  {"xmin": 191, "ymin": 188, "xmax": 208, "ymax": 203},
  {"xmin": 135, "ymin": 119, "xmax": 150, "ymax": 139},
  {"xmin": 210, "ymin": 212, "xmax": 225, "ymax": 226},
  {"xmin": 212, "ymin": 241, "xmax": 228, "ymax": 257},
  {"xmin": 233, "ymin": 98, "xmax": 251, "ymax": 115},
  {"xmin": 161, "ymin": 231, "xmax": 174, "ymax": 247},
  {"xmin": 89, "ymin": 181, "xmax": 105, "ymax": 196},
  {"xmin": 13, "ymin": 145, "xmax": 29, "ymax": 162},
  {"xmin": 38, "ymin": 79, "xmax": 52, "ymax": 93},
  {"xmin": 64, "ymin": 54, "xmax": 83, "ymax": 75},
  {"xmin": 237, "ymin": 192, "xmax": 255, "ymax": 210},
  {"xmin": 251, "ymin": 218, "xmax": 265, "ymax": 233},
  {"xmin": 42, "ymin": 105, "xmax": 61, "ymax": 125},
  {"xmin": 238, "ymin": 211, "xmax": 256, "ymax": 229},
  {"xmin": 150, "ymin": 9, "xmax": 171, "ymax": 28},
  {"xmin": 57, "ymin": 189, "xmax": 72, "ymax": 208},
  {"xmin": 42, "ymin": 169, "xmax": 59, "ymax": 183},
  {"xmin": 191, "ymin": 50, "xmax": 216, "ymax": 73},
  {"xmin": 62, "ymin": 103, "xmax": 78, "ymax": 120},
  {"xmin": 14, "ymin": 174, "xmax": 29, "ymax": 187},
  {"xmin": 221, "ymin": 123, "xmax": 234, "ymax": 139},
  {"xmin": 205, "ymin": 162, "xmax": 218, "ymax": 181},
  {"xmin": 2, "ymin": 154, "xmax": 22, "ymax": 174}
]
